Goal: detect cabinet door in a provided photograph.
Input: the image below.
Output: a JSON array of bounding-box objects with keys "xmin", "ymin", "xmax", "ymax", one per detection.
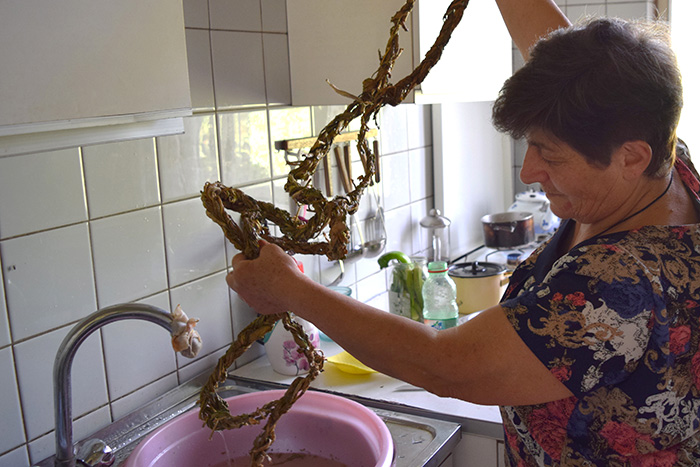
[
  {"xmin": 287, "ymin": 0, "xmax": 415, "ymax": 105},
  {"xmin": 287, "ymin": 0, "xmax": 511, "ymax": 106},
  {"xmin": 415, "ymin": 0, "xmax": 512, "ymax": 102},
  {"xmin": 0, "ymin": 0, "xmax": 191, "ymax": 136}
]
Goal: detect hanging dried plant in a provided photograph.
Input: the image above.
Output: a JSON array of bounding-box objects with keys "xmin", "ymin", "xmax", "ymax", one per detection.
[{"xmin": 198, "ymin": 0, "xmax": 471, "ymax": 465}]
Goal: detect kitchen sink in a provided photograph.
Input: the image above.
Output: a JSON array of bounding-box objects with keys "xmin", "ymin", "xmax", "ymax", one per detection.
[{"xmin": 35, "ymin": 370, "xmax": 460, "ymax": 467}]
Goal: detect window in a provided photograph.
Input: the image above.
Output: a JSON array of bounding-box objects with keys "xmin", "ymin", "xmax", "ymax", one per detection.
[{"xmin": 671, "ymin": 1, "xmax": 699, "ymax": 164}]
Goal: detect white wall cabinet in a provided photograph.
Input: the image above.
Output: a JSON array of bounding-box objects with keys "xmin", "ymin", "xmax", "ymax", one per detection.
[
  {"xmin": 287, "ymin": 0, "xmax": 512, "ymax": 105},
  {"xmin": 0, "ymin": 0, "xmax": 192, "ymax": 157}
]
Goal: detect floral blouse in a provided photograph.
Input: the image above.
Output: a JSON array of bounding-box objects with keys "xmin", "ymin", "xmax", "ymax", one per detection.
[{"xmin": 499, "ymin": 157, "xmax": 700, "ymax": 466}]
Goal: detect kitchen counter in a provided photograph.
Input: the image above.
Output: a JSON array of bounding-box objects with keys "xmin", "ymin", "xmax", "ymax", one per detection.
[{"xmin": 229, "ymin": 337, "xmax": 504, "ymax": 440}]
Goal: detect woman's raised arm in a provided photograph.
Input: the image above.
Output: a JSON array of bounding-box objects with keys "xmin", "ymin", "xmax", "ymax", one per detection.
[{"xmin": 495, "ymin": 0, "xmax": 571, "ymax": 59}]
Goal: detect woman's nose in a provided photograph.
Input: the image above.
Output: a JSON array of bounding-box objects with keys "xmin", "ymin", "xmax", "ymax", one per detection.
[{"xmin": 519, "ymin": 147, "xmax": 546, "ymax": 185}]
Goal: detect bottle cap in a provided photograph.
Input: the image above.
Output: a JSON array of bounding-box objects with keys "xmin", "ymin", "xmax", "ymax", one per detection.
[{"xmin": 427, "ymin": 261, "xmax": 448, "ymax": 273}]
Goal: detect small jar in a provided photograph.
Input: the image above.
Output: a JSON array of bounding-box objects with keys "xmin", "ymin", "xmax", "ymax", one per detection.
[{"xmin": 387, "ymin": 257, "xmax": 428, "ymax": 322}]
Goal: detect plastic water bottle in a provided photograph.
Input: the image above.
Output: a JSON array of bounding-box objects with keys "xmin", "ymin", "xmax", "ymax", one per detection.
[{"xmin": 422, "ymin": 261, "xmax": 459, "ymax": 330}]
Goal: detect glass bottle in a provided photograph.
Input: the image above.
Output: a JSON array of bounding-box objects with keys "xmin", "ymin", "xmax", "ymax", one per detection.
[{"xmin": 422, "ymin": 261, "xmax": 459, "ymax": 330}]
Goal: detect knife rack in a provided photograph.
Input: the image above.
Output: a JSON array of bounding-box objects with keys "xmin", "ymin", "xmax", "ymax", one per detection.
[{"xmin": 275, "ymin": 129, "xmax": 381, "ymax": 198}]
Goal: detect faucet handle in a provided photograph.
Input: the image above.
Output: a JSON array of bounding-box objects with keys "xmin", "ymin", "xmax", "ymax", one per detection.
[{"xmin": 75, "ymin": 438, "xmax": 115, "ymax": 467}]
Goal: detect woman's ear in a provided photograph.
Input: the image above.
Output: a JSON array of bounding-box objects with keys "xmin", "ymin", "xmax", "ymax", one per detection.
[{"xmin": 615, "ymin": 140, "xmax": 653, "ymax": 180}]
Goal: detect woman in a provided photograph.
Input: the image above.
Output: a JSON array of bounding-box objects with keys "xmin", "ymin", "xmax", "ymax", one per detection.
[{"xmin": 227, "ymin": 1, "xmax": 700, "ymax": 464}]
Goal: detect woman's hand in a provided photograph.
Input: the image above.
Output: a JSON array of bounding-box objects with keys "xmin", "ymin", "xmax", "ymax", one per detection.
[{"xmin": 226, "ymin": 240, "xmax": 307, "ymax": 315}]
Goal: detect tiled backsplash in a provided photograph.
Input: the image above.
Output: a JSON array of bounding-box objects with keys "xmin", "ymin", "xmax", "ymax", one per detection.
[
  {"xmin": 0, "ymin": 1, "xmax": 432, "ymax": 465},
  {"xmin": 0, "ymin": 0, "xmax": 656, "ymax": 465}
]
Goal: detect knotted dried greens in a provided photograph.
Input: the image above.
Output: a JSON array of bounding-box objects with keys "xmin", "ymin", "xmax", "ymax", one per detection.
[{"xmin": 198, "ymin": 1, "xmax": 471, "ymax": 465}]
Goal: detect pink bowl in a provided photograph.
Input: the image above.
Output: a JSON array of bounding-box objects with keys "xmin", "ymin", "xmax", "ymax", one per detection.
[{"xmin": 125, "ymin": 389, "xmax": 394, "ymax": 467}]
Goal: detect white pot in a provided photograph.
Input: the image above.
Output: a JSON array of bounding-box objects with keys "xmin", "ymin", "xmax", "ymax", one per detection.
[
  {"xmin": 448, "ymin": 262, "xmax": 509, "ymax": 315},
  {"xmin": 264, "ymin": 316, "xmax": 321, "ymax": 376},
  {"xmin": 508, "ymin": 190, "xmax": 560, "ymax": 235}
]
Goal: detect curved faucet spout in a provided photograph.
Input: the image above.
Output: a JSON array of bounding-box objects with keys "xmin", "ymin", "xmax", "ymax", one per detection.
[{"xmin": 53, "ymin": 303, "xmax": 200, "ymax": 467}]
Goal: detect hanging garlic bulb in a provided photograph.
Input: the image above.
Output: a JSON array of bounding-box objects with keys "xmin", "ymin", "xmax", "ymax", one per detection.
[{"xmin": 170, "ymin": 304, "xmax": 203, "ymax": 358}]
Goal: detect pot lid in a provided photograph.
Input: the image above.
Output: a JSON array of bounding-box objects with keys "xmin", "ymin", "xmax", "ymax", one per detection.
[
  {"xmin": 420, "ymin": 208, "xmax": 451, "ymax": 229},
  {"xmin": 448, "ymin": 261, "xmax": 505, "ymax": 278}
]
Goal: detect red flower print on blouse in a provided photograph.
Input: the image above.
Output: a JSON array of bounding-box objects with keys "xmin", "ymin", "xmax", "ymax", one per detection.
[
  {"xmin": 527, "ymin": 398, "xmax": 576, "ymax": 460},
  {"xmin": 669, "ymin": 325, "xmax": 691, "ymax": 355},
  {"xmin": 566, "ymin": 292, "xmax": 586, "ymax": 307},
  {"xmin": 551, "ymin": 365, "xmax": 572, "ymax": 383},
  {"xmin": 600, "ymin": 421, "xmax": 653, "ymax": 457},
  {"xmin": 691, "ymin": 350, "xmax": 700, "ymax": 390},
  {"xmin": 630, "ymin": 446, "xmax": 679, "ymax": 467}
]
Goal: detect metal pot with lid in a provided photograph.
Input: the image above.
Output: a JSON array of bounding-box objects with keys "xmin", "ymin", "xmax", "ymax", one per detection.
[
  {"xmin": 480, "ymin": 211, "xmax": 535, "ymax": 249},
  {"xmin": 448, "ymin": 262, "xmax": 509, "ymax": 315}
]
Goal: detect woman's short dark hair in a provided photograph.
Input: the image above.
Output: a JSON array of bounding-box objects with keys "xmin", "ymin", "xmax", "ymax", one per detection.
[{"xmin": 492, "ymin": 17, "xmax": 683, "ymax": 177}]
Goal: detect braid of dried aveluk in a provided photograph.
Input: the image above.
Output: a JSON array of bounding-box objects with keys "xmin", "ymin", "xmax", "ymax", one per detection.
[
  {"xmin": 199, "ymin": 0, "xmax": 473, "ymax": 465},
  {"xmin": 198, "ymin": 313, "xmax": 323, "ymax": 467}
]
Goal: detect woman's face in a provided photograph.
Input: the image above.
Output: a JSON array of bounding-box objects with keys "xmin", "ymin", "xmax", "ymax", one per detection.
[{"xmin": 520, "ymin": 129, "xmax": 621, "ymax": 223}]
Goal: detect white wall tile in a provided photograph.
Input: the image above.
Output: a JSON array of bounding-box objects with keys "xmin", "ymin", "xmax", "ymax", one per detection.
[
  {"xmin": 567, "ymin": 4, "xmax": 606, "ymax": 22},
  {"xmin": 311, "ymin": 105, "xmax": 347, "ymax": 135},
  {"xmin": 209, "ymin": 0, "xmax": 261, "ymax": 31},
  {"xmin": 211, "ymin": 31, "xmax": 266, "ymax": 108},
  {"xmin": 182, "ymin": 0, "xmax": 209, "ymax": 28},
  {"xmin": 110, "ymin": 373, "xmax": 179, "ymax": 421},
  {"xmin": 157, "ymin": 114, "xmax": 219, "ymax": 202},
  {"xmin": 163, "ymin": 198, "xmax": 227, "ymax": 286},
  {"xmin": 83, "ymin": 138, "xmax": 160, "ymax": 218},
  {"xmin": 268, "ymin": 107, "xmax": 313, "ymax": 177},
  {"xmin": 355, "ymin": 270, "xmax": 387, "ymax": 305},
  {"xmin": 0, "ymin": 347, "xmax": 25, "ymax": 453},
  {"xmin": 0, "ymin": 148, "xmax": 86, "ymax": 239},
  {"xmin": 170, "ymin": 272, "xmax": 232, "ymax": 367},
  {"xmin": 28, "ymin": 406, "xmax": 111, "ymax": 466},
  {"xmin": 409, "ymin": 147, "xmax": 433, "ymax": 203},
  {"xmin": 379, "ymin": 105, "xmax": 409, "ymax": 155},
  {"xmin": 406, "ymin": 104, "xmax": 432, "ymax": 149},
  {"xmin": 102, "ymin": 293, "xmax": 177, "ymax": 400},
  {"xmin": 364, "ymin": 292, "xmax": 389, "ymax": 313},
  {"xmin": 383, "ymin": 204, "xmax": 415, "ymax": 256},
  {"xmin": 14, "ymin": 327, "xmax": 107, "ymax": 440},
  {"xmin": 263, "ymin": 33, "xmax": 291, "ymax": 105},
  {"xmin": 218, "ymin": 110, "xmax": 271, "ymax": 186},
  {"xmin": 90, "ymin": 207, "xmax": 167, "ymax": 307},
  {"xmin": 411, "ymin": 198, "xmax": 433, "ymax": 256},
  {"xmin": 2, "ymin": 224, "xmax": 96, "ymax": 340},
  {"xmin": 607, "ymin": 1, "xmax": 654, "ymax": 19},
  {"xmin": 382, "ymin": 151, "xmax": 410, "ymax": 211},
  {"xmin": 178, "ymin": 346, "xmax": 227, "ymax": 382},
  {"xmin": 185, "ymin": 29, "xmax": 215, "ymax": 111},
  {"xmin": 229, "ymin": 291, "xmax": 265, "ymax": 367},
  {"xmin": 0, "ymin": 256, "xmax": 10, "ymax": 348},
  {"xmin": 0, "ymin": 446, "xmax": 28, "ymax": 467},
  {"xmin": 261, "ymin": 0, "xmax": 287, "ymax": 32}
]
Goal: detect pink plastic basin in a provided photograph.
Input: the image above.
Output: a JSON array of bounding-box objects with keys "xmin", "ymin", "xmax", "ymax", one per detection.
[{"xmin": 125, "ymin": 389, "xmax": 394, "ymax": 467}]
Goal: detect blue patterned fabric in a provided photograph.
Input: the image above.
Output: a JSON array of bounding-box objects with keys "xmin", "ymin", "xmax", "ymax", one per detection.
[{"xmin": 499, "ymin": 158, "xmax": 700, "ymax": 466}]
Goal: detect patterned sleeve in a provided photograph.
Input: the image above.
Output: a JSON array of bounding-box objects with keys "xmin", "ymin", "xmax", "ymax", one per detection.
[{"xmin": 500, "ymin": 242, "xmax": 659, "ymax": 398}]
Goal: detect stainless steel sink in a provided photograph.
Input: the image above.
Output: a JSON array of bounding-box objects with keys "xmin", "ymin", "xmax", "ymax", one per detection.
[{"xmin": 35, "ymin": 370, "xmax": 460, "ymax": 467}]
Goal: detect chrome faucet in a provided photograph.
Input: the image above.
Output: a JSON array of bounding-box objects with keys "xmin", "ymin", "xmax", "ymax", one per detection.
[{"xmin": 52, "ymin": 303, "xmax": 201, "ymax": 467}]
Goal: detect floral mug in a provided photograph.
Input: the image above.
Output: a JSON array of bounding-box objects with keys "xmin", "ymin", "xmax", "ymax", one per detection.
[{"xmin": 263, "ymin": 315, "xmax": 321, "ymax": 376}]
